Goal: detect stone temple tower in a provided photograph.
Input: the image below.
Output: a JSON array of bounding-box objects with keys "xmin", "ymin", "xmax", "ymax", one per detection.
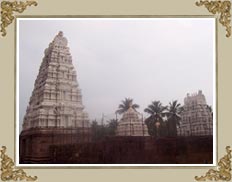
[
  {"xmin": 116, "ymin": 103, "xmax": 149, "ymax": 136},
  {"xmin": 177, "ymin": 90, "xmax": 213, "ymax": 136},
  {"xmin": 20, "ymin": 31, "xmax": 90, "ymax": 164}
]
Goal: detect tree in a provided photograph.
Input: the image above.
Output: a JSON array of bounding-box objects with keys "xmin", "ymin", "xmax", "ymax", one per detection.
[
  {"xmin": 116, "ymin": 98, "xmax": 139, "ymax": 115},
  {"xmin": 144, "ymin": 101, "xmax": 167, "ymax": 137},
  {"xmin": 166, "ymin": 100, "xmax": 183, "ymax": 137},
  {"xmin": 106, "ymin": 119, "xmax": 118, "ymax": 136},
  {"xmin": 91, "ymin": 119, "xmax": 118, "ymax": 141},
  {"xmin": 90, "ymin": 120, "xmax": 106, "ymax": 142}
]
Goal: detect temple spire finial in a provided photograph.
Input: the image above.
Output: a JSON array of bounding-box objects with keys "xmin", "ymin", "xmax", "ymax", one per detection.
[{"xmin": 58, "ymin": 31, "xmax": 63, "ymax": 37}]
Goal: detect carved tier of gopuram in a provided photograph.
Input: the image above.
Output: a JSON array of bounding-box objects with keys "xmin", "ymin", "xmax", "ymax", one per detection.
[
  {"xmin": 20, "ymin": 31, "xmax": 90, "ymax": 164},
  {"xmin": 116, "ymin": 103, "xmax": 149, "ymax": 136},
  {"xmin": 177, "ymin": 90, "xmax": 213, "ymax": 136}
]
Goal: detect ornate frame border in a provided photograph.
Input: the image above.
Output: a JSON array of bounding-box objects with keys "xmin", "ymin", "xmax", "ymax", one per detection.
[
  {"xmin": 0, "ymin": 146, "xmax": 37, "ymax": 181},
  {"xmin": 195, "ymin": 146, "xmax": 232, "ymax": 181},
  {"xmin": 196, "ymin": 0, "xmax": 231, "ymax": 37},
  {"xmin": 0, "ymin": 0, "xmax": 231, "ymax": 38},
  {"xmin": 0, "ymin": 0, "xmax": 231, "ymax": 182},
  {"xmin": 0, "ymin": 0, "xmax": 37, "ymax": 37}
]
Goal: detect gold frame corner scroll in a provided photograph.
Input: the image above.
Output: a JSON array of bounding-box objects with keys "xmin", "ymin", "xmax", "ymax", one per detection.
[
  {"xmin": 0, "ymin": 146, "xmax": 38, "ymax": 181},
  {"xmin": 196, "ymin": 0, "xmax": 231, "ymax": 38},
  {"xmin": 195, "ymin": 146, "xmax": 232, "ymax": 181},
  {"xmin": 0, "ymin": 0, "xmax": 38, "ymax": 37}
]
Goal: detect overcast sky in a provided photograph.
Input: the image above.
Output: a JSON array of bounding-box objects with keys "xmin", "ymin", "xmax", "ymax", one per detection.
[{"xmin": 18, "ymin": 18, "xmax": 215, "ymax": 129}]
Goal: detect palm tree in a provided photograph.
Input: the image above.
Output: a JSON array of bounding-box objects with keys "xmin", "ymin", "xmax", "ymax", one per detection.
[
  {"xmin": 144, "ymin": 101, "xmax": 167, "ymax": 137},
  {"xmin": 166, "ymin": 100, "xmax": 183, "ymax": 137},
  {"xmin": 116, "ymin": 98, "xmax": 139, "ymax": 114}
]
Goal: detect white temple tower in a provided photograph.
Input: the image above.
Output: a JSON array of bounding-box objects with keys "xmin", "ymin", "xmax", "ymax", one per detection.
[
  {"xmin": 116, "ymin": 104, "xmax": 149, "ymax": 136},
  {"xmin": 177, "ymin": 90, "xmax": 213, "ymax": 136},
  {"xmin": 22, "ymin": 31, "xmax": 89, "ymax": 130},
  {"xmin": 20, "ymin": 31, "xmax": 90, "ymax": 163}
]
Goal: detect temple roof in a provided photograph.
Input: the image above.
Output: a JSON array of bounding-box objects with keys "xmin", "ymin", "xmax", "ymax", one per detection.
[
  {"xmin": 52, "ymin": 31, "xmax": 68, "ymax": 47},
  {"xmin": 120, "ymin": 104, "xmax": 140, "ymax": 123}
]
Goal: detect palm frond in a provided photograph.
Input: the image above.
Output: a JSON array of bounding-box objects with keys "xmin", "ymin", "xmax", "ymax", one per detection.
[{"xmin": 116, "ymin": 97, "xmax": 139, "ymax": 114}]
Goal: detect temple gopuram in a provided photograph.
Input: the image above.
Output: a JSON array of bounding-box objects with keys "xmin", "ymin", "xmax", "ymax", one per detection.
[
  {"xmin": 20, "ymin": 31, "xmax": 90, "ymax": 164},
  {"xmin": 178, "ymin": 90, "xmax": 213, "ymax": 136}
]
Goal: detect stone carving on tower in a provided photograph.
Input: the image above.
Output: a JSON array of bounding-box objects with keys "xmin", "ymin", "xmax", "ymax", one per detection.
[
  {"xmin": 116, "ymin": 103, "xmax": 149, "ymax": 136},
  {"xmin": 20, "ymin": 31, "xmax": 90, "ymax": 163},
  {"xmin": 177, "ymin": 90, "xmax": 213, "ymax": 136},
  {"xmin": 22, "ymin": 31, "xmax": 89, "ymax": 130}
]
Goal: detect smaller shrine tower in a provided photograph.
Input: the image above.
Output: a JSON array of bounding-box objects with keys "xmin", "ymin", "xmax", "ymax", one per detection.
[
  {"xmin": 116, "ymin": 102, "xmax": 149, "ymax": 136},
  {"xmin": 178, "ymin": 90, "xmax": 213, "ymax": 136}
]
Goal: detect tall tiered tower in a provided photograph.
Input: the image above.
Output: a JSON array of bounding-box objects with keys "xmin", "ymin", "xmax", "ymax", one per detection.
[
  {"xmin": 20, "ymin": 31, "xmax": 90, "ymax": 164},
  {"xmin": 177, "ymin": 90, "xmax": 213, "ymax": 136}
]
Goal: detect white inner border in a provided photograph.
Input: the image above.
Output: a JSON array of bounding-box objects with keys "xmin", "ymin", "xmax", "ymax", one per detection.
[{"xmin": 16, "ymin": 17, "xmax": 217, "ymax": 167}]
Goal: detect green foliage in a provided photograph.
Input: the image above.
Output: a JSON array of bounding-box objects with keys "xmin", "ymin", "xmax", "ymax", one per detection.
[
  {"xmin": 144, "ymin": 101, "xmax": 167, "ymax": 116},
  {"xmin": 91, "ymin": 120, "xmax": 106, "ymax": 142},
  {"xmin": 90, "ymin": 119, "xmax": 118, "ymax": 142},
  {"xmin": 144, "ymin": 101, "xmax": 167, "ymax": 138},
  {"xmin": 144, "ymin": 115, "xmax": 157, "ymax": 137},
  {"xmin": 106, "ymin": 119, "xmax": 118, "ymax": 136},
  {"xmin": 116, "ymin": 98, "xmax": 139, "ymax": 114},
  {"xmin": 144, "ymin": 100, "xmax": 183, "ymax": 138},
  {"xmin": 91, "ymin": 99, "xmax": 184, "ymax": 139},
  {"xmin": 166, "ymin": 100, "xmax": 183, "ymax": 137},
  {"xmin": 144, "ymin": 115, "xmax": 168, "ymax": 137}
]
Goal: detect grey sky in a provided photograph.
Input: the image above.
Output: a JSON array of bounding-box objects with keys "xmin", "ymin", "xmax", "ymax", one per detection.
[{"xmin": 18, "ymin": 18, "xmax": 215, "ymax": 128}]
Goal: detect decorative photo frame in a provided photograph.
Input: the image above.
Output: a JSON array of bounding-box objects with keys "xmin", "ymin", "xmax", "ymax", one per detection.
[{"xmin": 0, "ymin": 0, "xmax": 231, "ymax": 182}]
